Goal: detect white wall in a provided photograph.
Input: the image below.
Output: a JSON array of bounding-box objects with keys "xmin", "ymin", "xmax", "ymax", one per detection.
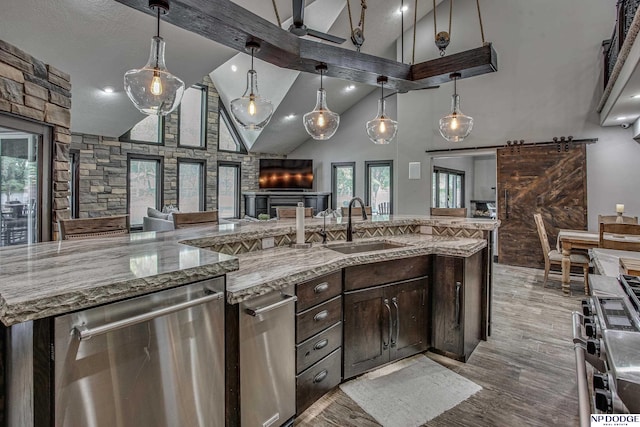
[
  {"xmin": 290, "ymin": 0, "xmax": 640, "ymax": 227},
  {"xmin": 473, "ymin": 156, "xmax": 497, "ymax": 201}
]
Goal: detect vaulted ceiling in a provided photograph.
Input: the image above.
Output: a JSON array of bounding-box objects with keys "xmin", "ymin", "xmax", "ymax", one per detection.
[{"xmin": 0, "ymin": 0, "xmax": 442, "ymax": 154}]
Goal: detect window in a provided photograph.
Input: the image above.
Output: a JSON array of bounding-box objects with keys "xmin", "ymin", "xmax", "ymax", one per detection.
[
  {"xmin": 432, "ymin": 166, "xmax": 465, "ymax": 208},
  {"xmin": 178, "ymin": 85, "xmax": 207, "ymax": 148},
  {"xmin": 178, "ymin": 159, "xmax": 205, "ymax": 212},
  {"xmin": 120, "ymin": 115, "xmax": 163, "ymax": 144},
  {"xmin": 218, "ymin": 102, "xmax": 246, "ymax": 153},
  {"xmin": 217, "ymin": 162, "xmax": 240, "ymax": 218},
  {"xmin": 127, "ymin": 155, "xmax": 163, "ymax": 227},
  {"xmin": 0, "ymin": 114, "xmax": 52, "ymax": 244},
  {"xmin": 331, "ymin": 162, "xmax": 355, "ymax": 209},
  {"xmin": 365, "ymin": 160, "xmax": 393, "ymax": 215},
  {"xmin": 69, "ymin": 149, "xmax": 80, "ymax": 218}
]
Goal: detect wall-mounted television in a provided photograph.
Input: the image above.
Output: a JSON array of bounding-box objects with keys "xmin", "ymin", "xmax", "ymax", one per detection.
[{"xmin": 259, "ymin": 159, "xmax": 314, "ymax": 190}]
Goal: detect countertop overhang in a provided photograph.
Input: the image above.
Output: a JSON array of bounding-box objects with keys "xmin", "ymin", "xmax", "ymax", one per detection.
[{"xmin": 0, "ymin": 215, "xmax": 497, "ymax": 326}]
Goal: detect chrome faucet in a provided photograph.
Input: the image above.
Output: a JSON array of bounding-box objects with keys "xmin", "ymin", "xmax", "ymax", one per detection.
[{"xmin": 346, "ymin": 197, "xmax": 367, "ymax": 242}]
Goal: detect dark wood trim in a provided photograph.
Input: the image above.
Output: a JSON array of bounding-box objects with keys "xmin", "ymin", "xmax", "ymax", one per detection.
[
  {"xmin": 425, "ymin": 137, "xmax": 598, "ymax": 154},
  {"xmin": 177, "ymin": 84, "xmax": 208, "ymax": 150},
  {"xmin": 69, "ymin": 149, "xmax": 80, "ymax": 219},
  {"xmin": 177, "ymin": 158, "xmax": 206, "ymax": 212},
  {"xmin": 113, "ymin": 0, "xmax": 497, "ymax": 92},
  {"xmin": 331, "ymin": 162, "xmax": 355, "ymax": 210},
  {"xmin": 225, "ymin": 299, "xmax": 240, "ymax": 427}
]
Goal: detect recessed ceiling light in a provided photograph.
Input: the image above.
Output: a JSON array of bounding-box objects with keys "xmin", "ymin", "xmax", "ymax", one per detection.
[
  {"xmin": 103, "ymin": 86, "xmax": 115, "ymax": 93},
  {"xmin": 396, "ymin": 5, "xmax": 409, "ymax": 14},
  {"xmin": 231, "ymin": 64, "xmax": 238, "ymax": 72},
  {"xmin": 284, "ymin": 114, "xmax": 296, "ymax": 120},
  {"xmin": 631, "ymin": 94, "xmax": 640, "ymax": 99},
  {"xmin": 345, "ymin": 84, "xmax": 356, "ymax": 91},
  {"xmin": 616, "ymin": 116, "xmax": 628, "ymax": 121}
]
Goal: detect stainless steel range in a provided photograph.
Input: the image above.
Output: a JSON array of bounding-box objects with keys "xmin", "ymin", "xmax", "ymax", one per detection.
[{"xmin": 573, "ymin": 274, "xmax": 640, "ymax": 426}]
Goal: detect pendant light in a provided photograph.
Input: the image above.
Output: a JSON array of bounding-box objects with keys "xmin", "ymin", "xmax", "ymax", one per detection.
[
  {"xmin": 124, "ymin": 0, "xmax": 185, "ymax": 116},
  {"xmin": 303, "ymin": 64, "xmax": 340, "ymax": 140},
  {"xmin": 439, "ymin": 72, "xmax": 473, "ymax": 142},
  {"xmin": 230, "ymin": 41, "xmax": 274, "ymax": 131},
  {"xmin": 366, "ymin": 76, "xmax": 398, "ymax": 145}
]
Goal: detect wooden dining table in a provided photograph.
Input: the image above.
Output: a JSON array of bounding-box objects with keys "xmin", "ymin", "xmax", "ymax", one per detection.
[
  {"xmin": 557, "ymin": 230, "xmax": 599, "ymax": 296},
  {"xmin": 557, "ymin": 228, "xmax": 640, "ymax": 295}
]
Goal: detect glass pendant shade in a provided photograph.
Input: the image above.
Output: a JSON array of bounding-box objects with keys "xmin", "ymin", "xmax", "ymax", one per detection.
[
  {"xmin": 230, "ymin": 69, "xmax": 274, "ymax": 130},
  {"xmin": 303, "ymin": 87, "xmax": 340, "ymax": 140},
  {"xmin": 439, "ymin": 73, "xmax": 473, "ymax": 142},
  {"xmin": 366, "ymin": 98, "xmax": 398, "ymax": 144},
  {"xmin": 124, "ymin": 36, "xmax": 185, "ymax": 116}
]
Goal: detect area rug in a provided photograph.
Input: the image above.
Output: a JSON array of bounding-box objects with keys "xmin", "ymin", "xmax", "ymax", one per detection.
[{"xmin": 339, "ymin": 354, "xmax": 482, "ymax": 427}]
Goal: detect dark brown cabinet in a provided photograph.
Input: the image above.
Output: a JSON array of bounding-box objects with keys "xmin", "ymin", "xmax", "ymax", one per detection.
[
  {"xmin": 294, "ymin": 271, "xmax": 342, "ymax": 415},
  {"xmin": 343, "ymin": 275, "xmax": 429, "ymax": 380},
  {"xmin": 431, "ymin": 252, "xmax": 483, "ymax": 361}
]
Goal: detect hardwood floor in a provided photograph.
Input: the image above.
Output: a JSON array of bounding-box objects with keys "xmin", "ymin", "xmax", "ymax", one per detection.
[{"xmin": 295, "ymin": 264, "xmax": 584, "ymax": 427}]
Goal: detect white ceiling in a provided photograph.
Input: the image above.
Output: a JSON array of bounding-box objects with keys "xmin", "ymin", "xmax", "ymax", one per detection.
[{"xmin": 0, "ymin": 0, "xmax": 439, "ymax": 154}]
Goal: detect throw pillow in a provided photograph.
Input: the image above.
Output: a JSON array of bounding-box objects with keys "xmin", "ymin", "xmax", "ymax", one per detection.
[{"xmin": 147, "ymin": 207, "xmax": 169, "ymax": 220}]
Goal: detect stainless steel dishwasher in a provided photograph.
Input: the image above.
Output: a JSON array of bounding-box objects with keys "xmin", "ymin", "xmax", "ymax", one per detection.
[
  {"xmin": 53, "ymin": 277, "xmax": 225, "ymax": 427},
  {"xmin": 240, "ymin": 286, "xmax": 297, "ymax": 427}
]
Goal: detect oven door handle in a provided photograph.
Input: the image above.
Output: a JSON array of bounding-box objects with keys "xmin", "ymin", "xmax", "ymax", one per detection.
[
  {"xmin": 72, "ymin": 290, "xmax": 225, "ymax": 341},
  {"xmin": 572, "ymin": 311, "xmax": 591, "ymax": 427},
  {"xmin": 572, "ymin": 311, "xmax": 587, "ymax": 348}
]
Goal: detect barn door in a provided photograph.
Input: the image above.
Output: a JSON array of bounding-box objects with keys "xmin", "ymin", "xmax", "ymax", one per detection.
[{"xmin": 497, "ymin": 144, "xmax": 587, "ymax": 268}]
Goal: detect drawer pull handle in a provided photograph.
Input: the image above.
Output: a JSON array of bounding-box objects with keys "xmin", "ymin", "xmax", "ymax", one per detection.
[
  {"xmin": 313, "ymin": 370, "xmax": 328, "ymax": 383},
  {"xmin": 314, "ymin": 310, "xmax": 328, "ymax": 322},
  {"xmin": 313, "ymin": 339, "xmax": 329, "ymax": 350},
  {"xmin": 314, "ymin": 282, "xmax": 330, "ymax": 293}
]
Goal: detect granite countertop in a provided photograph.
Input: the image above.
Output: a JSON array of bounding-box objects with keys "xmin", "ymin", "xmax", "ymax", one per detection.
[
  {"xmin": 591, "ymin": 247, "xmax": 640, "ymax": 277},
  {"xmin": 0, "ymin": 232, "xmax": 238, "ymax": 326},
  {"xmin": 226, "ymin": 233, "xmax": 486, "ymax": 304},
  {"xmin": 0, "ymin": 215, "xmax": 497, "ymax": 326}
]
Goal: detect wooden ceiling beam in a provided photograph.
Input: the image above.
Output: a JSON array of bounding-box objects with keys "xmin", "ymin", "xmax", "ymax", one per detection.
[{"xmin": 114, "ymin": 0, "xmax": 497, "ymax": 91}]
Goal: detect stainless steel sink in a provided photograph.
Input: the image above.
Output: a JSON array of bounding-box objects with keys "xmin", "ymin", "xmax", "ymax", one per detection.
[{"xmin": 325, "ymin": 240, "xmax": 407, "ymax": 254}]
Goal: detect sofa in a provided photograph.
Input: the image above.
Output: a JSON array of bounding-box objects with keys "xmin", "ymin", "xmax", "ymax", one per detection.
[{"xmin": 142, "ymin": 207, "xmax": 177, "ymax": 232}]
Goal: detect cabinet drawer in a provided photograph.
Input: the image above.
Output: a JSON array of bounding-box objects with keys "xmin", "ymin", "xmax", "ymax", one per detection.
[
  {"xmin": 296, "ymin": 271, "xmax": 342, "ymax": 312},
  {"xmin": 296, "ymin": 322, "xmax": 342, "ymax": 374},
  {"xmin": 296, "ymin": 348, "xmax": 342, "ymax": 415},
  {"xmin": 344, "ymin": 255, "xmax": 431, "ymax": 291},
  {"xmin": 296, "ymin": 296, "xmax": 342, "ymax": 342}
]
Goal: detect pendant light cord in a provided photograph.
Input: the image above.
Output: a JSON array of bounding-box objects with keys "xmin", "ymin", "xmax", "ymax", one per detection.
[
  {"xmin": 272, "ymin": 0, "xmax": 282, "ymax": 28},
  {"xmin": 412, "ymin": 0, "xmax": 417, "ymax": 64},
  {"xmin": 433, "ymin": 0, "xmax": 453, "ymax": 40},
  {"xmin": 156, "ymin": 8, "xmax": 160, "ymax": 37},
  {"xmin": 476, "ymin": 0, "xmax": 486, "ymax": 44},
  {"xmin": 250, "ymin": 47, "xmax": 255, "ymax": 70},
  {"xmin": 320, "ymin": 67, "xmax": 324, "ymax": 90}
]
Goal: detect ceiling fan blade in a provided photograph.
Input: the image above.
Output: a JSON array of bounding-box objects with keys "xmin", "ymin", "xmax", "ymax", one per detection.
[
  {"xmin": 306, "ymin": 28, "xmax": 346, "ymax": 44},
  {"xmin": 292, "ymin": 0, "xmax": 304, "ymax": 27}
]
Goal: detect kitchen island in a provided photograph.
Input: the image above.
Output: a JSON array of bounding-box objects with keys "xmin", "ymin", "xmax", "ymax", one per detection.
[{"xmin": 0, "ymin": 215, "xmax": 498, "ymax": 427}]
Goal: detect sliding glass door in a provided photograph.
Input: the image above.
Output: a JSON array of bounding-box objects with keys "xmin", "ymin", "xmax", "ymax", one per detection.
[{"xmin": 0, "ymin": 129, "xmax": 39, "ymax": 246}]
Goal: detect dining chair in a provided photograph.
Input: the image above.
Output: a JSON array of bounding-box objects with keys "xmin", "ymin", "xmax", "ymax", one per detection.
[
  {"xmin": 599, "ymin": 223, "xmax": 640, "ymax": 251},
  {"xmin": 172, "ymin": 210, "xmax": 219, "ymax": 229},
  {"xmin": 597, "ymin": 214, "xmax": 638, "ymax": 224},
  {"xmin": 275, "ymin": 206, "xmax": 313, "ymax": 219},
  {"xmin": 430, "ymin": 207, "xmax": 467, "ymax": 217},
  {"xmin": 340, "ymin": 206, "xmax": 372, "ymax": 216},
  {"xmin": 58, "ymin": 215, "xmax": 130, "ymax": 240},
  {"xmin": 533, "ymin": 213, "xmax": 589, "ymax": 290},
  {"xmin": 378, "ymin": 202, "xmax": 390, "ymax": 215}
]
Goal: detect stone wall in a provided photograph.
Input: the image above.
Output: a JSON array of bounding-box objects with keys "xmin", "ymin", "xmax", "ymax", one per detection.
[
  {"xmin": 72, "ymin": 75, "xmax": 283, "ymax": 219},
  {"xmin": 0, "ymin": 39, "xmax": 72, "ymax": 238}
]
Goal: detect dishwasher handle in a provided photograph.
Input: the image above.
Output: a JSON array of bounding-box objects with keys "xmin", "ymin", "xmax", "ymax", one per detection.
[
  {"xmin": 245, "ymin": 294, "xmax": 297, "ymax": 317},
  {"xmin": 73, "ymin": 289, "xmax": 225, "ymax": 341}
]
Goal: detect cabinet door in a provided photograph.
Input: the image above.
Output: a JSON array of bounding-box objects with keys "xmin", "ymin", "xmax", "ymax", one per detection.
[
  {"xmin": 432, "ymin": 256, "xmax": 464, "ymax": 357},
  {"xmin": 387, "ymin": 276, "xmax": 429, "ymax": 361},
  {"xmin": 343, "ymin": 286, "xmax": 390, "ymax": 379}
]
